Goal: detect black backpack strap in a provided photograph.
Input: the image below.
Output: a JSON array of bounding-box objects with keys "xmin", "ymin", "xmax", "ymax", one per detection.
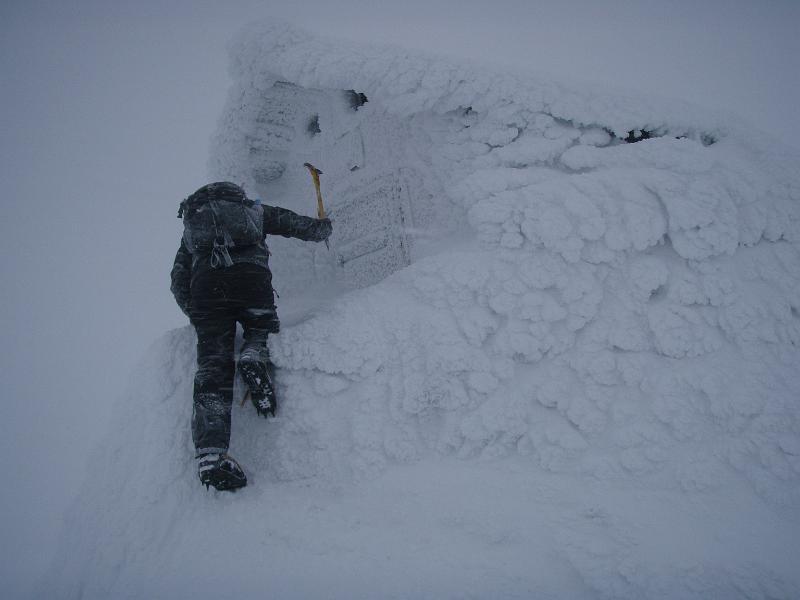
[{"xmin": 208, "ymin": 199, "xmax": 235, "ymax": 268}]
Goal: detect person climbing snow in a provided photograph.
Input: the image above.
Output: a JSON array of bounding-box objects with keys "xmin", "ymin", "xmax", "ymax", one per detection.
[{"xmin": 170, "ymin": 181, "xmax": 332, "ymax": 491}]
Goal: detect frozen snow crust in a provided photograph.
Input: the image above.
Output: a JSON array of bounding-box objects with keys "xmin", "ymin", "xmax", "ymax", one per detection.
[{"xmin": 45, "ymin": 22, "xmax": 800, "ymax": 599}]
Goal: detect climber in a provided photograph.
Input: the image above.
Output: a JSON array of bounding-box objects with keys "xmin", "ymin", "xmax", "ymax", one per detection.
[{"xmin": 170, "ymin": 181, "xmax": 332, "ymax": 491}]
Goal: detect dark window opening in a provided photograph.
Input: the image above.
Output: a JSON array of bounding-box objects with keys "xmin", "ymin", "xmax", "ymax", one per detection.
[
  {"xmin": 307, "ymin": 115, "xmax": 321, "ymax": 135},
  {"xmin": 618, "ymin": 128, "xmax": 717, "ymax": 146},
  {"xmin": 624, "ymin": 129, "xmax": 653, "ymax": 143},
  {"xmin": 700, "ymin": 133, "xmax": 717, "ymax": 146},
  {"xmin": 346, "ymin": 90, "xmax": 368, "ymax": 110}
]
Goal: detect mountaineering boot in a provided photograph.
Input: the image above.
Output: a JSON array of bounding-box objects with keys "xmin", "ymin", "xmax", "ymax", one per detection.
[
  {"xmin": 197, "ymin": 453, "xmax": 247, "ymax": 491},
  {"xmin": 238, "ymin": 349, "xmax": 277, "ymax": 418}
]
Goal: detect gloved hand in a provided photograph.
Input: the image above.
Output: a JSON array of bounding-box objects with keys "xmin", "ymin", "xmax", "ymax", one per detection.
[{"xmin": 319, "ymin": 217, "xmax": 332, "ymax": 241}]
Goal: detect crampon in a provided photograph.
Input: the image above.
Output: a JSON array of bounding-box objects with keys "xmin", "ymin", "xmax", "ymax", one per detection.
[
  {"xmin": 197, "ymin": 453, "xmax": 247, "ymax": 491},
  {"xmin": 239, "ymin": 359, "xmax": 277, "ymax": 418}
]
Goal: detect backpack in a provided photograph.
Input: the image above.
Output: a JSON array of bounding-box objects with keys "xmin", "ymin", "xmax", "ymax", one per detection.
[{"xmin": 178, "ymin": 182, "xmax": 264, "ymax": 268}]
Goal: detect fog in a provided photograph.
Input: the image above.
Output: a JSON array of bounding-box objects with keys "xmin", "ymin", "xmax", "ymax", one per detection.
[{"xmin": 1, "ymin": 0, "xmax": 798, "ymax": 596}]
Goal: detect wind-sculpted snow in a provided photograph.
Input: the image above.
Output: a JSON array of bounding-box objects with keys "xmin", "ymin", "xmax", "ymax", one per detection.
[{"xmin": 45, "ymin": 22, "xmax": 800, "ymax": 599}]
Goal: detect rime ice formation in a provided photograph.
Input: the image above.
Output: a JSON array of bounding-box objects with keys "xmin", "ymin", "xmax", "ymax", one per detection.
[{"xmin": 44, "ymin": 22, "xmax": 800, "ymax": 599}]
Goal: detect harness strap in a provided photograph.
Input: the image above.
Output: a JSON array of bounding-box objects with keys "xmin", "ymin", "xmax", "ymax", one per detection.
[{"xmin": 208, "ymin": 199, "xmax": 235, "ymax": 269}]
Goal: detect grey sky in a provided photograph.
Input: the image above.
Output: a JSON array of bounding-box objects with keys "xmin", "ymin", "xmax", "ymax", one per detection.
[{"xmin": 1, "ymin": 0, "xmax": 798, "ymax": 596}]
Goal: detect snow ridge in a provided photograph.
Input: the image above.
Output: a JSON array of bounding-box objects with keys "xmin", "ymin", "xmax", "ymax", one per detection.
[{"xmin": 44, "ymin": 21, "xmax": 800, "ymax": 599}]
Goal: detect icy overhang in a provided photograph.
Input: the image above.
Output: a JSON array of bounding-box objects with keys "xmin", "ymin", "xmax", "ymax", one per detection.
[
  {"xmin": 221, "ymin": 21, "xmax": 727, "ymax": 144},
  {"xmin": 210, "ymin": 22, "xmax": 799, "ymax": 291}
]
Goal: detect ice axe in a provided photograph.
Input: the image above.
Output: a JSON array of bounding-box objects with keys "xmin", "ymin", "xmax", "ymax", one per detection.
[{"xmin": 303, "ymin": 162, "xmax": 329, "ymax": 249}]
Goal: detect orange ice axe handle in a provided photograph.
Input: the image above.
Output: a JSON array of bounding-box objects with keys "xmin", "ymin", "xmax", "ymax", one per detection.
[
  {"xmin": 303, "ymin": 162, "xmax": 326, "ymax": 219},
  {"xmin": 304, "ymin": 162, "xmax": 329, "ymax": 249}
]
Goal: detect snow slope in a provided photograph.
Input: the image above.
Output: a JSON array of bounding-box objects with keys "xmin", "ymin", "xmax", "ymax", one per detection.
[{"xmin": 42, "ymin": 22, "xmax": 800, "ymax": 599}]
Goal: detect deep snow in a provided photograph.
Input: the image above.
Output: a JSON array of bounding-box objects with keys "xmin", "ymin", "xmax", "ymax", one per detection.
[{"xmin": 42, "ymin": 22, "xmax": 800, "ymax": 599}]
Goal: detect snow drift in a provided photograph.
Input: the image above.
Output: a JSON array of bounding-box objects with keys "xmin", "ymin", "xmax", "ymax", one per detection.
[{"xmin": 43, "ymin": 22, "xmax": 800, "ymax": 599}]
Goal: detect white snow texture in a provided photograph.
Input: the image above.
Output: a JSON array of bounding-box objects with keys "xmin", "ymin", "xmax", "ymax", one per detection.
[{"xmin": 44, "ymin": 22, "xmax": 800, "ymax": 599}]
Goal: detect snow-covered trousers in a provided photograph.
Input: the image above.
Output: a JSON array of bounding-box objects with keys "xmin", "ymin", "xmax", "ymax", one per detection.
[{"xmin": 189, "ymin": 263, "xmax": 278, "ymax": 456}]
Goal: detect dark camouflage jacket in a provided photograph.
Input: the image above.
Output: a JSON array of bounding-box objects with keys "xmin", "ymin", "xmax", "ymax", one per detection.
[{"xmin": 170, "ymin": 205, "xmax": 331, "ymax": 316}]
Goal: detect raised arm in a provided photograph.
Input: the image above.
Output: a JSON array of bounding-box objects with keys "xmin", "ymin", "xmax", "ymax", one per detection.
[
  {"xmin": 170, "ymin": 239, "xmax": 192, "ymax": 317},
  {"xmin": 262, "ymin": 205, "xmax": 332, "ymax": 242}
]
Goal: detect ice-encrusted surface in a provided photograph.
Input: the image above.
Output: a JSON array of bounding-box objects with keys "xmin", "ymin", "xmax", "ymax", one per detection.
[{"xmin": 44, "ymin": 22, "xmax": 800, "ymax": 599}]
